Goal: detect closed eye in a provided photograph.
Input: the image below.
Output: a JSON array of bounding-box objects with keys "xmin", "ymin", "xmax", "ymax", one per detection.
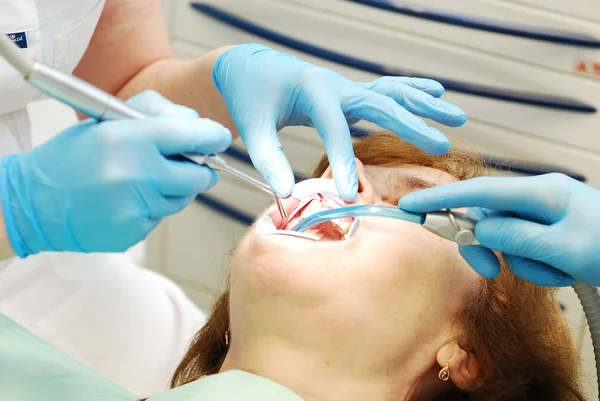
[{"xmin": 382, "ymin": 171, "xmax": 436, "ymax": 205}]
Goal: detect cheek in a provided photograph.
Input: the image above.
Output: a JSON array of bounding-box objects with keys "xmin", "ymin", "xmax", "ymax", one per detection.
[
  {"xmin": 349, "ymin": 220, "xmax": 474, "ymax": 309},
  {"xmin": 230, "ymin": 219, "xmax": 477, "ymax": 326}
]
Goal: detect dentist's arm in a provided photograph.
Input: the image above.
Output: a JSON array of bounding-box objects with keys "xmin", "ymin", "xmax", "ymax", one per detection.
[
  {"xmin": 0, "ymin": 92, "xmax": 231, "ymax": 261},
  {"xmin": 74, "ymin": 0, "xmax": 468, "ymax": 202},
  {"xmin": 73, "ymin": 0, "xmax": 236, "ymax": 133},
  {"xmin": 399, "ymin": 173, "xmax": 600, "ymax": 287}
]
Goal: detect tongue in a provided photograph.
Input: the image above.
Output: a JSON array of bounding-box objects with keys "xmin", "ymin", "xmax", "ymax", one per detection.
[{"xmin": 311, "ymin": 222, "xmax": 345, "ymax": 241}]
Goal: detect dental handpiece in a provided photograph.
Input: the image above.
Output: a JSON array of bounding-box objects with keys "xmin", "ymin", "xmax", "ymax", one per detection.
[
  {"xmin": 291, "ymin": 205, "xmax": 480, "ymax": 246},
  {"xmin": 0, "ymin": 33, "xmax": 286, "ymax": 218}
]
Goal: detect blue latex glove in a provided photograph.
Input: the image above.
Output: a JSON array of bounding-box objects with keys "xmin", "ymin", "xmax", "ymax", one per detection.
[
  {"xmin": 0, "ymin": 91, "xmax": 232, "ymax": 257},
  {"xmin": 398, "ymin": 173, "xmax": 600, "ymax": 287},
  {"xmin": 213, "ymin": 44, "xmax": 467, "ymax": 201}
]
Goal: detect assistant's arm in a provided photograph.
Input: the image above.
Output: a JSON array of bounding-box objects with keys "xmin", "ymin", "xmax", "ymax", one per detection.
[
  {"xmin": 76, "ymin": 0, "xmax": 468, "ymax": 202},
  {"xmin": 73, "ymin": 0, "xmax": 236, "ymax": 135},
  {"xmin": 400, "ymin": 173, "xmax": 600, "ymax": 287}
]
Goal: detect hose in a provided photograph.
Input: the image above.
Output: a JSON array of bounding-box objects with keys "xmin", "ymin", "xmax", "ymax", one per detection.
[{"xmin": 572, "ymin": 282, "xmax": 600, "ymax": 397}]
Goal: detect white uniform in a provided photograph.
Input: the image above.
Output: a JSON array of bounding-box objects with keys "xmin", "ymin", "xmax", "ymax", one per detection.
[{"xmin": 0, "ymin": 1, "xmax": 205, "ymax": 398}]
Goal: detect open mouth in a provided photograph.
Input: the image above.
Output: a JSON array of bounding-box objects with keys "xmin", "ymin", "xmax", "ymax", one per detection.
[
  {"xmin": 281, "ymin": 193, "xmax": 354, "ymax": 240},
  {"xmin": 258, "ymin": 179, "xmax": 357, "ymax": 241}
]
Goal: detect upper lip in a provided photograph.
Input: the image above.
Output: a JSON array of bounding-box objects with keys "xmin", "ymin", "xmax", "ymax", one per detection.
[
  {"xmin": 265, "ymin": 197, "xmax": 301, "ymax": 229},
  {"xmin": 282, "ymin": 196, "xmax": 350, "ymax": 234},
  {"xmin": 265, "ymin": 194, "xmax": 348, "ymax": 231}
]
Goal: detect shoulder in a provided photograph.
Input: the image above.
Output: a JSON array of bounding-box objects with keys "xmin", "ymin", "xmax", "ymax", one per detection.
[{"xmin": 148, "ymin": 371, "xmax": 305, "ymax": 401}]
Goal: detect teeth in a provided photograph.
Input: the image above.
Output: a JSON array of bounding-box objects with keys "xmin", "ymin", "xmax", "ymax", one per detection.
[
  {"xmin": 261, "ymin": 179, "xmax": 360, "ymax": 241},
  {"xmin": 334, "ymin": 220, "xmax": 351, "ymax": 235},
  {"xmin": 256, "ymin": 216, "xmax": 320, "ymax": 241}
]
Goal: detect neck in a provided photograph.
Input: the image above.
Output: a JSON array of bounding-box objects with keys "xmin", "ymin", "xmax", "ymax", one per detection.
[{"xmin": 220, "ymin": 338, "xmax": 436, "ymax": 401}]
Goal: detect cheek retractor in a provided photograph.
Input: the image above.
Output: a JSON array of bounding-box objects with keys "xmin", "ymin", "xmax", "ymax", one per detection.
[{"xmin": 256, "ymin": 178, "xmax": 360, "ymax": 241}]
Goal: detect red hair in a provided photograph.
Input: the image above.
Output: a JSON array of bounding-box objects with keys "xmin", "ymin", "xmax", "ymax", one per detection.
[{"xmin": 171, "ymin": 132, "xmax": 585, "ymax": 401}]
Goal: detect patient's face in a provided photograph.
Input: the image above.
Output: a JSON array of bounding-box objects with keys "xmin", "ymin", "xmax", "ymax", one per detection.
[{"xmin": 228, "ymin": 162, "xmax": 480, "ymax": 375}]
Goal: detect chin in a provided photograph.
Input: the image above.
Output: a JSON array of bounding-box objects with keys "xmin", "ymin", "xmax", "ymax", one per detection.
[
  {"xmin": 231, "ymin": 227, "xmax": 355, "ymax": 297},
  {"xmin": 242, "ymin": 217, "xmax": 369, "ymax": 263}
]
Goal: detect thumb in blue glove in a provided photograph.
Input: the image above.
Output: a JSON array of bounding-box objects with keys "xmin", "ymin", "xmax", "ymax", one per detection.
[
  {"xmin": 1, "ymin": 91, "xmax": 232, "ymax": 257},
  {"xmin": 213, "ymin": 44, "xmax": 467, "ymax": 202},
  {"xmin": 399, "ymin": 173, "xmax": 599, "ymax": 287}
]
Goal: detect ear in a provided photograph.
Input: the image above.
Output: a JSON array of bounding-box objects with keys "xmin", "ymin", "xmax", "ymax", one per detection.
[
  {"xmin": 436, "ymin": 342, "xmax": 482, "ymax": 391},
  {"xmin": 320, "ymin": 158, "xmax": 374, "ymax": 203}
]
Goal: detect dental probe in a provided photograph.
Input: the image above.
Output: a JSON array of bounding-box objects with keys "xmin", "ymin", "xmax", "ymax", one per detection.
[
  {"xmin": 183, "ymin": 154, "xmax": 286, "ymax": 218},
  {"xmin": 291, "ymin": 205, "xmax": 480, "ymax": 246},
  {"xmin": 0, "ymin": 33, "xmax": 286, "ymax": 219}
]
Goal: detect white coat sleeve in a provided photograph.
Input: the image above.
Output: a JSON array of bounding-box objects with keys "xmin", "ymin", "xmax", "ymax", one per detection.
[{"xmin": 0, "ymin": 252, "xmax": 207, "ymax": 398}]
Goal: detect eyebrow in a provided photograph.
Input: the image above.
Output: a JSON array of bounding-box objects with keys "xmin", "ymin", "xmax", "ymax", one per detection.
[{"xmin": 382, "ymin": 170, "xmax": 436, "ymax": 204}]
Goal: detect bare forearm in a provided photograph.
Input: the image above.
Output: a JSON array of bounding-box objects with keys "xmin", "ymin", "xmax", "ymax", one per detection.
[
  {"xmin": 0, "ymin": 204, "xmax": 16, "ymax": 261},
  {"xmin": 116, "ymin": 47, "xmax": 238, "ymax": 137},
  {"xmin": 73, "ymin": 1, "xmax": 236, "ymax": 133}
]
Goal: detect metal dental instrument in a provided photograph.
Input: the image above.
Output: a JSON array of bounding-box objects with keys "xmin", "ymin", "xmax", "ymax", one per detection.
[
  {"xmin": 291, "ymin": 205, "xmax": 480, "ymax": 246},
  {"xmin": 0, "ymin": 33, "xmax": 287, "ymax": 219},
  {"xmin": 184, "ymin": 154, "xmax": 286, "ymax": 218}
]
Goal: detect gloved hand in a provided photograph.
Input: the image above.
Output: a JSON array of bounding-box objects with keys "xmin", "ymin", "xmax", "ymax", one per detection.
[
  {"xmin": 213, "ymin": 44, "xmax": 467, "ymax": 201},
  {"xmin": 399, "ymin": 173, "xmax": 600, "ymax": 287},
  {"xmin": 0, "ymin": 91, "xmax": 232, "ymax": 258}
]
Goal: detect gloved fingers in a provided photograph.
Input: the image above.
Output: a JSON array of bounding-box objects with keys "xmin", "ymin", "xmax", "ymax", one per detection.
[
  {"xmin": 243, "ymin": 125, "xmax": 296, "ymax": 198},
  {"xmin": 126, "ymin": 90, "xmax": 199, "ymax": 118},
  {"xmin": 344, "ymin": 91, "xmax": 450, "ymax": 155},
  {"xmin": 358, "ymin": 76, "xmax": 446, "ymax": 98},
  {"xmin": 151, "ymin": 195, "xmax": 197, "ymax": 218},
  {"xmin": 474, "ymin": 216, "xmax": 553, "ymax": 261},
  {"xmin": 118, "ymin": 218, "xmax": 160, "ymax": 249},
  {"xmin": 155, "ymin": 160, "xmax": 220, "ymax": 196},
  {"xmin": 467, "ymin": 207, "xmax": 518, "ymax": 221},
  {"xmin": 139, "ymin": 117, "xmax": 232, "ymax": 156},
  {"xmin": 144, "ymin": 218, "xmax": 162, "ymax": 238},
  {"xmin": 309, "ymin": 99, "xmax": 358, "ymax": 201},
  {"xmin": 357, "ymin": 80, "xmax": 467, "ymax": 127},
  {"xmin": 399, "ymin": 174, "xmax": 569, "ymax": 222},
  {"xmin": 122, "ymin": 219, "xmax": 163, "ymax": 249},
  {"xmin": 468, "ymin": 207, "xmax": 498, "ymax": 219},
  {"xmin": 503, "ymin": 254, "xmax": 574, "ymax": 287},
  {"xmin": 459, "ymin": 245, "xmax": 502, "ymax": 279},
  {"xmin": 143, "ymin": 183, "xmax": 199, "ymax": 218}
]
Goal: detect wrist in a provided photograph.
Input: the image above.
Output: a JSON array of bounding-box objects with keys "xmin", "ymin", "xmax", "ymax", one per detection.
[
  {"xmin": 0, "ymin": 155, "xmax": 28, "ymax": 258},
  {"xmin": 119, "ymin": 47, "xmax": 238, "ymax": 137},
  {"xmin": 212, "ymin": 43, "xmax": 272, "ymax": 94},
  {"xmin": 0, "ymin": 154, "xmax": 56, "ymax": 258},
  {"xmin": 0, "ymin": 186, "xmax": 15, "ymax": 261}
]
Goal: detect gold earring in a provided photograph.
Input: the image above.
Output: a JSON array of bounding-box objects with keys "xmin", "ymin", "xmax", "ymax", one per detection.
[
  {"xmin": 438, "ymin": 358, "xmax": 451, "ymax": 382},
  {"xmin": 224, "ymin": 326, "xmax": 230, "ymax": 346}
]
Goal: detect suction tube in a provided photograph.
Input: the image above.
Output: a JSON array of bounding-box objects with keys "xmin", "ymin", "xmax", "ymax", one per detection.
[
  {"xmin": 572, "ymin": 282, "xmax": 600, "ymax": 396},
  {"xmin": 291, "ymin": 205, "xmax": 425, "ymax": 232}
]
